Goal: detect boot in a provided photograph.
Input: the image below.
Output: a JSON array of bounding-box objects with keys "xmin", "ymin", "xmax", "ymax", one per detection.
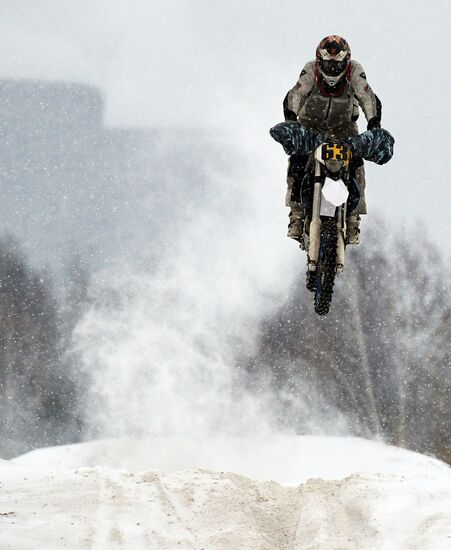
[
  {"xmin": 346, "ymin": 215, "xmax": 361, "ymax": 245},
  {"xmin": 287, "ymin": 208, "xmax": 303, "ymax": 242}
]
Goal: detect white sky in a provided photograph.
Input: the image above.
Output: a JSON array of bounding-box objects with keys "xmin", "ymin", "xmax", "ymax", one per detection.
[{"xmin": 0, "ymin": 0, "xmax": 449, "ymax": 249}]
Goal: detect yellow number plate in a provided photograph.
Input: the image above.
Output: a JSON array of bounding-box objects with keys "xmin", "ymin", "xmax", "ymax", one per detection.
[{"xmin": 321, "ymin": 143, "xmax": 352, "ymax": 165}]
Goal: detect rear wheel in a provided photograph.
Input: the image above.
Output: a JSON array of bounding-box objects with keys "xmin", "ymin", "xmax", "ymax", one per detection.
[{"xmin": 313, "ymin": 219, "xmax": 337, "ymax": 315}]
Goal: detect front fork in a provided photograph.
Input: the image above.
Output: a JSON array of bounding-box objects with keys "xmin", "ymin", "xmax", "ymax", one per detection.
[
  {"xmin": 336, "ymin": 204, "xmax": 346, "ymax": 272},
  {"xmin": 307, "ymin": 160, "xmax": 347, "ymax": 272},
  {"xmin": 307, "ymin": 161, "xmax": 322, "ymax": 271}
]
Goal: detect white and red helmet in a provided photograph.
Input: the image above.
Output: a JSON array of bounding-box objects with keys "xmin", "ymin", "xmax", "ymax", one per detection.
[{"xmin": 316, "ymin": 35, "xmax": 351, "ymax": 87}]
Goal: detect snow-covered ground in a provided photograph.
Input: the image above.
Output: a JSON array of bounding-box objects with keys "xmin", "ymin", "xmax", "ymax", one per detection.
[{"xmin": 2, "ymin": 436, "xmax": 451, "ymax": 549}]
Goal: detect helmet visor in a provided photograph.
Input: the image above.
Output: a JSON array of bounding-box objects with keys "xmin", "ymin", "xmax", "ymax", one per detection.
[{"xmin": 320, "ymin": 58, "xmax": 347, "ymax": 77}]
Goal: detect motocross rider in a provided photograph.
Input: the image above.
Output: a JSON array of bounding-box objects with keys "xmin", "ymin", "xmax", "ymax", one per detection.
[{"xmin": 284, "ymin": 35, "xmax": 382, "ymax": 244}]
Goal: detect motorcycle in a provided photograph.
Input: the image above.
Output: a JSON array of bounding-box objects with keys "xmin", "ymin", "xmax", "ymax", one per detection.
[{"xmin": 270, "ymin": 122, "xmax": 394, "ymax": 316}]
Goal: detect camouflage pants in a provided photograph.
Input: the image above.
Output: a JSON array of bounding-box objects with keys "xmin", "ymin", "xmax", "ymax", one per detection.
[{"xmin": 285, "ymin": 121, "xmax": 367, "ymax": 215}]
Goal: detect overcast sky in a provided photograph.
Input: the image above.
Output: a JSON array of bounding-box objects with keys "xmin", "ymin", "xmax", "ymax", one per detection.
[{"xmin": 0, "ymin": 0, "xmax": 449, "ymax": 250}]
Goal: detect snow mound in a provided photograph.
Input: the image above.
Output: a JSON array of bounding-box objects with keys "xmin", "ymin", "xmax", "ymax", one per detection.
[
  {"xmin": 2, "ymin": 436, "xmax": 451, "ymax": 549},
  {"xmin": 12, "ymin": 434, "xmax": 447, "ymax": 484}
]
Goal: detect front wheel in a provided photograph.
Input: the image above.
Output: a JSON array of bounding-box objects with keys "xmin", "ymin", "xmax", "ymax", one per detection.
[{"xmin": 313, "ymin": 219, "xmax": 337, "ymax": 315}]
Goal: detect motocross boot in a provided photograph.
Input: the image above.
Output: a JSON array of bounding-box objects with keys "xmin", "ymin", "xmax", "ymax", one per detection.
[
  {"xmin": 287, "ymin": 206, "xmax": 304, "ymax": 242},
  {"xmin": 346, "ymin": 214, "xmax": 361, "ymax": 245}
]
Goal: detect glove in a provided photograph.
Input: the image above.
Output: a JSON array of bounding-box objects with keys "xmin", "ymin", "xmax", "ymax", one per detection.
[{"xmin": 367, "ymin": 116, "xmax": 381, "ymax": 131}]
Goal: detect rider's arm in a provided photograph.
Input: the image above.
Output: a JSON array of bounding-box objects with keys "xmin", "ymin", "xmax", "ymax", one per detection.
[
  {"xmin": 283, "ymin": 61, "xmax": 315, "ymax": 121},
  {"xmin": 350, "ymin": 61, "xmax": 382, "ymax": 130}
]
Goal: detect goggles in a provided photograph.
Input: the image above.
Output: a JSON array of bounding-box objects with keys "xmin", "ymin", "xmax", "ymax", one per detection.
[{"xmin": 319, "ymin": 58, "xmax": 347, "ymax": 77}]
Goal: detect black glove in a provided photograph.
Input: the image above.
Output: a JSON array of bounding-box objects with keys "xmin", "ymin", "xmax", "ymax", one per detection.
[{"xmin": 367, "ymin": 116, "xmax": 381, "ymax": 131}]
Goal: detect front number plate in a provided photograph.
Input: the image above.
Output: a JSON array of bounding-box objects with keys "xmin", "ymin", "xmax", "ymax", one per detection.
[{"xmin": 322, "ymin": 178, "xmax": 349, "ymax": 207}]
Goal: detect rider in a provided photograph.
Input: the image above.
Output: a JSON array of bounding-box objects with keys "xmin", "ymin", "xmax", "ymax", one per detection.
[{"xmin": 284, "ymin": 35, "xmax": 382, "ymax": 244}]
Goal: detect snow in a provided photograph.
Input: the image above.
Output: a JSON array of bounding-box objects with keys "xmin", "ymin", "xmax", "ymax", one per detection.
[
  {"xmin": 13, "ymin": 434, "xmax": 447, "ymax": 484},
  {"xmin": 2, "ymin": 436, "xmax": 451, "ymax": 549}
]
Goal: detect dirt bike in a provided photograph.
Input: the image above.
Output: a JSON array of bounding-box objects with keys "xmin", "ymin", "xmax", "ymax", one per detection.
[
  {"xmin": 301, "ymin": 141, "xmax": 359, "ymax": 315},
  {"xmin": 270, "ymin": 122, "xmax": 394, "ymax": 316}
]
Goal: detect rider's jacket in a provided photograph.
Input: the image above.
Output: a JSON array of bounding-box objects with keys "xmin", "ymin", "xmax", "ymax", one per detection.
[{"xmin": 284, "ymin": 60, "xmax": 380, "ymax": 135}]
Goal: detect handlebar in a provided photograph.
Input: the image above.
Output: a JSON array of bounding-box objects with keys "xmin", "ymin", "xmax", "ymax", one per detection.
[{"xmin": 270, "ymin": 122, "xmax": 394, "ymax": 165}]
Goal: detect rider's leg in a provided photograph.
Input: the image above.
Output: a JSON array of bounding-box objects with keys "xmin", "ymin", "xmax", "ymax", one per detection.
[
  {"xmin": 287, "ymin": 203, "xmax": 303, "ymax": 241},
  {"xmin": 346, "ymin": 162, "xmax": 367, "ymax": 245},
  {"xmin": 353, "ymin": 163, "xmax": 367, "ymax": 215},
  {"xmin": 286, "ymin": 154, "xmax": 308, "ymax": 241},
  {"xmin": 346, "ymin": 214, "xmax": 361, "ymax": 245}
]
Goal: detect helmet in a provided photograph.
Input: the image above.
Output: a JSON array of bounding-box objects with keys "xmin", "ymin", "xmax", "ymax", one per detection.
[{"xmin": 316, "ymin": 35, "xmax": 351, "ymax": 87}]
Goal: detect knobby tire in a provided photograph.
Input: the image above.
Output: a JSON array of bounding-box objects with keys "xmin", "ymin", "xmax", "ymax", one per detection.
[{"xmin": 313, "ymin": 219, "xmax": 337, "ymax": 316}]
